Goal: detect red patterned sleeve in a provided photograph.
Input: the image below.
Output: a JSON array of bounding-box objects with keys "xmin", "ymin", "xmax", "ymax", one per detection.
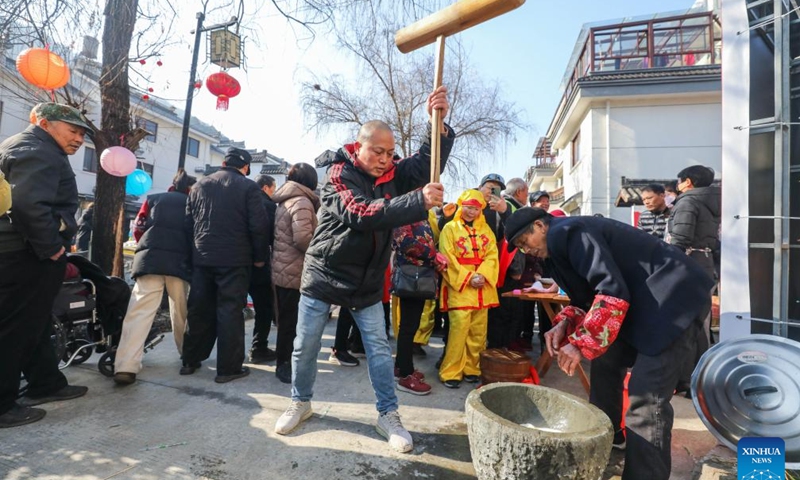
[{"xmin": 566, "ymin": 294, "xmax": 630, "ymax": 360}]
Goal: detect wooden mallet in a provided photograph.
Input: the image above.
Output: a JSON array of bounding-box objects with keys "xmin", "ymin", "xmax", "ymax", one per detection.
[{"xmin": 396, "ymin": 0, "xmax": 526, "ymax": 184}]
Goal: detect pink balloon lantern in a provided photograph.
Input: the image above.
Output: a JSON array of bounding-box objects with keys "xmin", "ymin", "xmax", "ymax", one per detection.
[{"xmin": 100, "ymin": 146, "xmax": 137, "ymax": 177}]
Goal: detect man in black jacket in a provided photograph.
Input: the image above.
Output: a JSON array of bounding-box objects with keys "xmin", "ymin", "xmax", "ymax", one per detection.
[
  {"xmin": 275, "ymin": 86, "xmax": 452, "ymax": 454},
  {"xmin": 182, "ymin": 148, "xmax": 269, "ymax": 383},
  {"xmin": 0, "ymin": 103, "xmax": 91, "ymax": 428},
  {"xmin": 667, "ymin": 165, "xmax": 720, "ymax": 395},
  {"xmin": 113, "ymin": 170, "xmax": 196, "ymax": 385},
  {"xmin": 248, "ymin": 174, "xmax": 277, "ymax": 364},
  {"xmin": 505, "ymin": 208, "xmax": 713, "ymax": 480}
]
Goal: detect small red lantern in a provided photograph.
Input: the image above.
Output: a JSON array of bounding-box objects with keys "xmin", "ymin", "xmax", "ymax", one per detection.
[
  {"xmin": 194, "ymin": 81, "xmax": 202, "ymax": 89},
  {"xmin": 148, "ymin": 87, "xmax": 154, "ymax": 92},
  {"xmin": 139, "ymin": 59, "xmax": 146, "ymax": 65},
  {"xmin": 156, "ymin": 60, "xmax": 163, "ymax": 66},
  {"xmin": 142, "ymin": 94, "xmax": 150, "ymax": 101},
  {"xmin": 205, "ymin": 71, "xmax": 240, "ymax": 111}
]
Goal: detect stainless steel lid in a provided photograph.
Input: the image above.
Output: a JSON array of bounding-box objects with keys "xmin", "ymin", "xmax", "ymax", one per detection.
[{"xmin": 692, "ymin": 334, "xmax": 800, "ymax": 467}]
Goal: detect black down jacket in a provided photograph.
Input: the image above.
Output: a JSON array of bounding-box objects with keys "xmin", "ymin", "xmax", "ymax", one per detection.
[
  {"xmin": 185, "ymin": 167, "xmax": 269, "ymax": 268},
  {"xmin": 301, "ymin": 125, "xmax": 455, "ymax": 309},
  {"xmin": 132, "ymin": 191, "xmax": 193, "ymax": 282},
  {"xmin": 667, "ymin": 186, "xmax": 720, "ymax": 281},
  {"xmin": 0, "ymin": 125, "xmax": 78, "ymax": 258}
]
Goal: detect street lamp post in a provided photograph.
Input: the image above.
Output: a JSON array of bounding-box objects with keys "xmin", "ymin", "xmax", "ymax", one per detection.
[{"xmin": 177, "ymin": 13, "xmax": 237, "ymax": 171}]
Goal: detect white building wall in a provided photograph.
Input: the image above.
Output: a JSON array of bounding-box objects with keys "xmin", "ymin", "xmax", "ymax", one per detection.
[
  {"xmin": 560, "ymin": 100, "xmax": 722, "ymax": 222},
  {"xmin": 561, "ymin": 112, "xmax": 594, "ymax": 215}
]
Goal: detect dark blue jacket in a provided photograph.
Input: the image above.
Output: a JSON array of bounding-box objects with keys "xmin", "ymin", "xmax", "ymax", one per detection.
[
  {"xmin": 545, "ymin": 216, "xmax": 713, "ymax": 356},
  {"xmin": 132, "ymin": 191, "xmax": 192, "ymax": 282}
]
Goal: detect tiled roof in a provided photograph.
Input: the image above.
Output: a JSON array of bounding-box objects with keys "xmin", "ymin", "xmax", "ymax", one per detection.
[
  {"xmin": 260, "ymin": 164, "xmax": 288, "ymax": 175},
  {"xmin": 581, "ymin": 65, "xmax": 721, "ymax": 84}
]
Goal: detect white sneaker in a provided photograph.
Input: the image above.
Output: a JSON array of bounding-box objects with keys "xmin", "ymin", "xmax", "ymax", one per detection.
[
  {"xmin": 275, "ymin": 401, "xmax": 312, "ymax": 435},
  {"xmin": 376, "ymin": 410, "xmax": 413, "ymax": 453}
]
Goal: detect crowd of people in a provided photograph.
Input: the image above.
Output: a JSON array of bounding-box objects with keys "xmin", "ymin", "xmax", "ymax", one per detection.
[{"xmin": 0, "ymin": 93, "xmax": 721, "ymax": 480}]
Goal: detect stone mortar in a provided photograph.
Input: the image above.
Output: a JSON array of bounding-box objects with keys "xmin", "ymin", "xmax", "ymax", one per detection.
[{"xmin": 465, "ymin": 382, "xmax": 613, "ymax": 480}]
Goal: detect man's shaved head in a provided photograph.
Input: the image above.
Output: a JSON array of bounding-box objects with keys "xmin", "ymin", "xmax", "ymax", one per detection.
[{"xmin": 357, "ymin": 120, "xmax": 394, "ymax": 144}]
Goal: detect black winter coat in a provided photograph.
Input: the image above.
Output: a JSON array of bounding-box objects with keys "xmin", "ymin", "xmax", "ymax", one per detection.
[
  {"xmin": 250, "ymin": 191, "xmax": 276, "ymax": 286},
  {"xmin": 667, "ymin": 186, "xmax": 720, "ymax": 281},
  {"xmin": 132, "ymin": 191, "xmax": 193, "ymax": 281},
  {"xmin": 545, "ymin": 216, "xmax": 714, "ymax": 356},
  {"xmin": 0, "ymin": 125, "xmax": 78, "ymax": 259},
  {"xmin": 301, "ymin": 125, "xmax": 455, "ymax": 309},
  {"xmin": 185, "ymin": 167, "xmax": 269, "ymax": 267}
]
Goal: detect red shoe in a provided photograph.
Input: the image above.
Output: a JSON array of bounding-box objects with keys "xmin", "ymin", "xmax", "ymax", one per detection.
[
  {"xmin": 396, "ymin": 375, "xmax": 432, "ymax": 395},
  {"xmin": 394, "ymin": 367, "xmax": 425, "ymax": 381}
]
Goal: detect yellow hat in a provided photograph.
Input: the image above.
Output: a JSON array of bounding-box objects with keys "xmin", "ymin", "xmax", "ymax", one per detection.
[{"xmin": 454, "ymin": 189, "xmax": 487, "ymax": 230}]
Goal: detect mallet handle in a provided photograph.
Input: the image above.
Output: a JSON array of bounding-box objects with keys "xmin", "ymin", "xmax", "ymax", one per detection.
[{"xmin": 431, "ymin": 35, "xmax": 446, "ymax": 184}]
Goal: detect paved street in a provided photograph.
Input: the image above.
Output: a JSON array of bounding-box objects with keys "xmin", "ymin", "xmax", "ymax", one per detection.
[{"xmin": 1, "ymin": 317, "xmax": 726, "ymax": 480}]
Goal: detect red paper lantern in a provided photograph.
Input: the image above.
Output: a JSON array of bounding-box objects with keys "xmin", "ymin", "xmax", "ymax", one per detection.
[
  {"xmin": 205, "ymin": 72, "xmax": 240, "ymax": 111},
  {"xmin": 156, "ymin": 60, "xmax": 163, "ymax": 66},
  {"xmin": 142, "ymin": 94, "xmax": 150, "ymax": 101},
  {"xmin": 16, "ymin": 48, "xmax": 70, "ymax": 90}
]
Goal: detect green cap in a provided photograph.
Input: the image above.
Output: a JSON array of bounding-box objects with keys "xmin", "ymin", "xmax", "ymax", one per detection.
[{"xmin": 34, "ymin": 103, "xmax": 93, "ymax": 131}]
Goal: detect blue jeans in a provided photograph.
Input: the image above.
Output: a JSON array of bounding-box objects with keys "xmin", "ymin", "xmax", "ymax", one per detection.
[{"xmin": 291, "ymin": 295, "xmax": 398, "ymax": 414}]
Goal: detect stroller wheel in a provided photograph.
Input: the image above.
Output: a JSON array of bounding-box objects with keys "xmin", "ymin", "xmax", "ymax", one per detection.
[
  {"xmin": 64, "ymin": 339, "xmax": 93, "ymax": 365},
  {"xmin": 98, "ymin": 351, "xmax": 115, "ymax": 377}
]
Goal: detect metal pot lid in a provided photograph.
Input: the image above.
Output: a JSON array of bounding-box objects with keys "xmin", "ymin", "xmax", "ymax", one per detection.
[{"xmin": 692, "ymin": 334, "xmax": 800, "ymax": 467}]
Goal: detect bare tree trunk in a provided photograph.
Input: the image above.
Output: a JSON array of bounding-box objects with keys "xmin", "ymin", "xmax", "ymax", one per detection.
[{"xmin": 92, "ymin": 0, "xmax": 139, "ymax": 276}]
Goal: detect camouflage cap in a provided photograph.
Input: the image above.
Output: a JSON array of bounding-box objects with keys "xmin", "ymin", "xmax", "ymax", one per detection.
[{"xmin": 33, "ymin": 103, "xmax": 93, "ymax": 131}]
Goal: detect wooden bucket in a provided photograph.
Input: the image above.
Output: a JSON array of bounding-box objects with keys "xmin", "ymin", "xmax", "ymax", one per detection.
[{"xmin": 480, "ymin": 348, "xmax": 531, "ymax": 385}]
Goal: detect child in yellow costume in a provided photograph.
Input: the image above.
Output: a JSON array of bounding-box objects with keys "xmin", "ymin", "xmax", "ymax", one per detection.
[{"xmin": 438, "ymin": 189, "xmax": 499, "ymax": 388}]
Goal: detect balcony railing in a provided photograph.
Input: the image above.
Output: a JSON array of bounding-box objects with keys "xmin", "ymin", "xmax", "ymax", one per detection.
[{"xmin": 563, "ymin": 11, "xmax": 721, "ymax": 102}]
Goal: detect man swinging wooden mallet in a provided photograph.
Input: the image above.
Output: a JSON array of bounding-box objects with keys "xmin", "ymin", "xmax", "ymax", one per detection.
[{"xmin": 395, "ymin": 0, "xmax": 526, "ymax": 183}]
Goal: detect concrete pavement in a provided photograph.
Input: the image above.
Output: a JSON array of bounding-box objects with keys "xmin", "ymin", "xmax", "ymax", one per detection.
[{"xmin": 1, "ymin": 317, "xmax": 728, "ymax": 480}]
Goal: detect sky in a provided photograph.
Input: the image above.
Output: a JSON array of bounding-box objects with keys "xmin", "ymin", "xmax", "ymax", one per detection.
[{"xmin": 143, "ymin": 0, "xmax": 698, "ymax": 199}]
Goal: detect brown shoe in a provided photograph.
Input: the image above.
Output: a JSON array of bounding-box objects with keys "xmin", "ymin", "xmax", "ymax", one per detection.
[{"xmin": 113, "ymin": 372, "xmax": 136, "ymax": 386}]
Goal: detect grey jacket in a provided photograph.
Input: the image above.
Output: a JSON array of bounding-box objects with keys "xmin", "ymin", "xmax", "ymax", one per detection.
[{"xmin": 271, "ymin": 181, "xmax": 320, "ymax": 290}]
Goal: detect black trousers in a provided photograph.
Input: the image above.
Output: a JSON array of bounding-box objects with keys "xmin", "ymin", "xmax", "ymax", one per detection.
[
  {"xmin": 590, "ymin": 318, "xmax": 705, "ymax": 480},
  {"xmin": 183, "ymin": 265, "xmax": 250, "ymax": 375},
  {"xmin": 0, "ymin": 250, "xmax": 68, "ymax": 414},
  {"xmin": 275, "ymin": 286, "xmax": 300, "ymax": 366},
  {"xmin": 335, "ymin": 307, "xmax": 355, "ymax": 351},
  {"xmin": 487, "ymin": 284, "xmax": 522, "ymax": 349},
  {"xmin": 248, "ymin": 265, "xmax": 274, "ymax": 351},
  {"xmin": 395, "ymin": 297, "xmax": 426, "ymax": 377}
]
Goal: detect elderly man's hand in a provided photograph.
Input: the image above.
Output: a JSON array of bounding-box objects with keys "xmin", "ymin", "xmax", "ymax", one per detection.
[
  {"xmin": 469, "ymin": 274, "xmax": 485, "ymax": 289},
  {"xmin": 556, "ymin": 343, "xmax": 583, "ymax": 377},
  {"xmin": 427, "ymin": 86, "xmax": 449, "ymax": 120},
  {"xmin": 50, "ymin": 246, "xmax": 65, "ymax": 261},
  {"xmin": 544, "ymin": 320, "xmax": 569, "ymax": 358},
  {"xmin": 423, "ymin": 183, "xmax": 444, "ymax": 209}
]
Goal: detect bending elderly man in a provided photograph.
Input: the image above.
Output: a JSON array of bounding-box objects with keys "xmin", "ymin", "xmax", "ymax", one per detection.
[{"xmin": 505, "ymin": 207, "xmax": 713, "ymax": 480}]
